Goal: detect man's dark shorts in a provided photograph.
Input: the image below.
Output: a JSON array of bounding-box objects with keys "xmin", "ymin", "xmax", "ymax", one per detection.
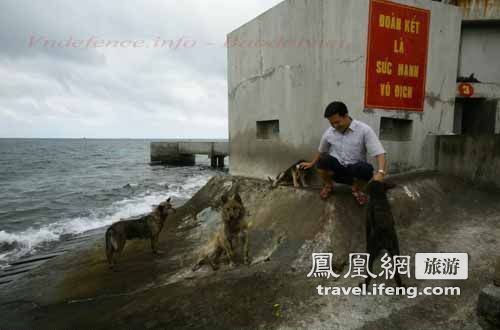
[{"xmin": 317, "ymin": 153, "xmax": 373, "ymax": 185}]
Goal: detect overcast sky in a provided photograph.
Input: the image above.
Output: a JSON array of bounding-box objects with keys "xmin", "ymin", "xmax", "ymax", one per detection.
[{"xmin": 0, "ymin": 0, "xmax": 282, "ymax": 139}]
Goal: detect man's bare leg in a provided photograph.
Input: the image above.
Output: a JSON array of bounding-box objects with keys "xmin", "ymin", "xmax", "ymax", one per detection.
[
  {"xmin": 351, "ymin": 178, "xmax": 368, "ymax": 205},
  {"xmin": 317, "ymin": 169, "xmax": 334, "ymax": 199}
]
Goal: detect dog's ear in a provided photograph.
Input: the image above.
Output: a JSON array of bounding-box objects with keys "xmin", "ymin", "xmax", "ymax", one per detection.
[
  {"xmin": 234, "ymin": 193, "xmax": 243, "ymax": 204},
  {"xmin": 268, "ymin": 176, "xmax": 273, "ymax": 183},
  {"xmin": 384, "ymin": 182, "xmax": 396, "ymax": 190},
  {"xmin": 167, "ymin": 197, "xmax": 171, "ymax": 203}
]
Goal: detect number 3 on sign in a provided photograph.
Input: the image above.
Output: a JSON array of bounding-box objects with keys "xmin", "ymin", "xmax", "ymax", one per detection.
[{"xmin": 458, "ymin": 83, "xmax": 474, "ymax": 97}]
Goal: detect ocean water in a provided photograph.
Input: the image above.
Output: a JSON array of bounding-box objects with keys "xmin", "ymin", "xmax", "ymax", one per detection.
[{"xmin": 0, "ymin": 139, "xmax": 226, "ymax": 268}]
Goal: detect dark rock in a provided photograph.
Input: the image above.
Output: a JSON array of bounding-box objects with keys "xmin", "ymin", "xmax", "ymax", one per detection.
[
  {"xmin": 495, "ymin": 257, "xmax": 500, "ymax": 287},
  {"xmin": 477, "ymin": 285, "xmax": 500, "ymax": 329},
  {"xmin": 0, "ymin": 173, "xmax": 499, "ymax": 329}
]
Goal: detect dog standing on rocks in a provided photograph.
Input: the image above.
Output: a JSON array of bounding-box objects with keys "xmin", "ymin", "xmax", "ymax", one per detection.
[
  {"xmin": 364, "ymin": 180, "xmax": 404, "ymax": 287},
  {"xmin": 105, "ymin": 198, "xmax": 175, "ymax": 269},
  {"xmin": 192, "ymin": 193, "xmax": 249, "ymax": 271}
]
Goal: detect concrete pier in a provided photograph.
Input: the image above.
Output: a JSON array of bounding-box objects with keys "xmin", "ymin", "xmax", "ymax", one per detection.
[{"xmin": 150, "ymin": 140, "xmax": 229, "ymax": 168}]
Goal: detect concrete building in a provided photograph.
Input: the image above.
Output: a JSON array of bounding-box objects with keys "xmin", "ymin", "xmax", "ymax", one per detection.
[
  {"xmin": 228, "ymin": 0, "xmax": 463, "ymax": 179},
  {"xmin": 453, "ymin": 0, "xmax": 500, "ymax": 135}
]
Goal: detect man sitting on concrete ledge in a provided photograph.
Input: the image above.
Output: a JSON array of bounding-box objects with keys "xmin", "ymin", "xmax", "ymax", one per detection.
[{"xmin": 300, "ymin": 101, "xmax": 386, "ymax": 205}]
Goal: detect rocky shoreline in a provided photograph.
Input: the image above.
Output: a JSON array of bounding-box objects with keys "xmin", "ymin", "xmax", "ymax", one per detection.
[{"xmin": 0, "ymin": 172, "xmax": 498, "ymax": 329}]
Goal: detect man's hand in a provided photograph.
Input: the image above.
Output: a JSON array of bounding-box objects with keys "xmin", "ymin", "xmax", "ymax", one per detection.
[
  {"xmin": 373, "ymin": 172, "xmax": 385, "ymax": 182},
  {"xmin": 299, "ymin": 162, "xmax": 314, "ymax": 170}
]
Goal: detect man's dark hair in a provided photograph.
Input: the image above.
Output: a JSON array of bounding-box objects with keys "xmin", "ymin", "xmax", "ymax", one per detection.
[{"xmin": 324, "ymin": 101, "xmax": 348, "ymax": 118}]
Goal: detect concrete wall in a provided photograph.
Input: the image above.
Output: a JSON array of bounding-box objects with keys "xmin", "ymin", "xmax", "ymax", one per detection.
[
  {"xmin": 459, "ymin": 25, "xmax": 500, "ymax": 83},
  {"xmin": 228, "ymin": 0, "xmax": 462, "ymax": 179},
  {"xmin": 457, "ymin": 0, "xmax": 500, "ymax": 21},
  {"xmin": 436, "ymin": 134, "xmax": 500, "ymax": 189}
]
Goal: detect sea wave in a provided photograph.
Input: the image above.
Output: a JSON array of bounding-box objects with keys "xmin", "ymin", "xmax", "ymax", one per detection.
[{"xmin": 0, "ymin": 174, "xmax": 212, "ymax": 268}]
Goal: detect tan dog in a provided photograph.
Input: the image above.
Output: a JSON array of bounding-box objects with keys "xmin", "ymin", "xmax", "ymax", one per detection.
[
  {"xmin": 192, "ymin": 193, "xmax": 249, "ymax": 271},
  {"xmin": 105, "ymin": 198, "xmax": 175, "ymax": 268}
]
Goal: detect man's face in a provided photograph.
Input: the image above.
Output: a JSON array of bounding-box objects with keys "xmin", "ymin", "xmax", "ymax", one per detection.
[{"xmin": 327, "ymin": 114, "xmax": 350, "ymax": 131}]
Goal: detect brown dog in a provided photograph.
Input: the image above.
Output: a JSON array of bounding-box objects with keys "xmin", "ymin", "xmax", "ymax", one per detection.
[
  {"xmin": 192, "ymin": 193, "xmax": 249, "ymax": 271},
  {"xmin": 364, "ymin": 181, "xmax": 404, "ymax": 287},
  {"xmin": 268, "ymin": 159, "xmax": 312, "ymax": 188},
  {"xmin": 105, "ymin": 198, "xmax": 175, "ymax": 268}
]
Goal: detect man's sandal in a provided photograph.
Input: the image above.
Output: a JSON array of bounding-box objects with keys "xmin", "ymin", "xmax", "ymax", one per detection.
[
  {"xmin": 352, "ymin": 190, "xmax": 368, "ymax": 206},
  {"xmin": 319, "ymin": 185, "xmax": 333, "ymax": 200}
]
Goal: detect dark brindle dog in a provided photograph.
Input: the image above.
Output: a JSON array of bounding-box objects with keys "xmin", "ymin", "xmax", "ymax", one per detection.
[
  {"xmin": 105, "ymin": 198, "xmax": 175, "ymax": 268},
  {"xmin": 364, "ymin": 181, "xmax": 404, "ymax": 287},
  {"xmin": 268, "ymin": 159, "xmax": 312, "ymax": 188},
  {"xmin": 192, "ymin": 193, "xmax": 249, "ymax": 271}
]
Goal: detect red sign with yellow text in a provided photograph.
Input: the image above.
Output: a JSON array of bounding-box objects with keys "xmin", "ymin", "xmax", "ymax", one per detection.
[{"xmin": 364, "ymin": 0, "xmax": 430, "ymax": 112}]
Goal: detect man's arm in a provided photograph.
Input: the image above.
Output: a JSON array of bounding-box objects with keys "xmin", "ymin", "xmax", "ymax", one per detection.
[
  {"xmin": 373, "ymin": 153, "xmax": 386, "ymax": 182},
  {"xmin": 300, "ymin": 152, "xmax": 321, "ymax": 170},
  {"xmin": 364, "ymin": 126, "xmax": 386, "ymax": 181},
  {"xmin": 300, "ymin": 130, "xmax": 330, "ymax": 170}
]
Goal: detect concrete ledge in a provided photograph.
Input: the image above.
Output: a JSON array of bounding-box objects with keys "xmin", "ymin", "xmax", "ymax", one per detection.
[
  {"xmin": 435, "ymin": 134, "xmax": 500, "ymax": 190},
  {"xmin": 456, "ymin": 83, "xmax": 500, "ymax": 99},
  {"xmin": 477, "ymin": 285, "xmax": 500, "ymax": 329}
]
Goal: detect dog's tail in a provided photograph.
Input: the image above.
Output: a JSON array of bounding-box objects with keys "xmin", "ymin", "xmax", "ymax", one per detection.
[{"xmin": 105, "ymin": 227, "xmax": 118, "ymax": 264}]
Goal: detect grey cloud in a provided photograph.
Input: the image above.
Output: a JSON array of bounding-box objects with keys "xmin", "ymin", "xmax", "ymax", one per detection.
[{"xmin": 0, "ymin": 0, "xmax": 282, "ymax": 138}]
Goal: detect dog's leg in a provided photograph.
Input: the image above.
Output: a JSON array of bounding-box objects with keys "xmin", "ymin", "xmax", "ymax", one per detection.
[
  {"xmin": 388, "ymin": 249, "xmax": 404, "ymax": 287},
  {"xmin": 241, "ymin": 231, "xmax": 250, "ymax": 265},
  {"xmin": 151, "ymin": 235, "xmax": 164, "ymax": 255},
  {"xmin": 221, "ymin": 238, "xmax": 236, "ymax": 267},
  {"xmin": 112, "ymin": 236, "xmax": 126, "ymax": 270},
  {"xmin": 209, "ymin": 247, "xmax": 223, "ymax": 271},
  {"xmin": 105, "ymin": 228, "xmax": 115, "ymax": 268},
  {"xmin": 365, "ymin": 251, "xmax": 376, "ymax": 286},
  {"xmin": 113, "ymin": 244, "xmax": 124, "ymax": 268},
  {"xmin": 299, "ymin": 172, "xmax": 309, "ymax": 188},
  {"xmin": 389, "ymin": 238, "xmax": 405, "ymax": 287},
  {"xmin": 394, "ymin": 272, "xmax": 404, "ymax": 287},
  {"xmin": 292, "ymin": 169, "xmax": 299, "ymax": 188},
  {"xmin": 192, "ymin": 255, "xmax": 207, "ymax": 272}
]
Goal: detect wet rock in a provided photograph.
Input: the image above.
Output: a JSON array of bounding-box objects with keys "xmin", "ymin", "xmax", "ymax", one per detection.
[
  {"xmin": 477, "ymin": 285, "xmax": 500, "ymax": 329},
  {"xmin": 494, "ymin": 257, "xmax": 500, "ymax": 287},
  {"xmin": 0, "ymin": 173, "xmax": 499, "ymax": 329}
]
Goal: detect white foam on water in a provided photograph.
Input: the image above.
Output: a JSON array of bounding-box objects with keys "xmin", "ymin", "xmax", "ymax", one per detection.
[{"xmin": 0, "ymin": 173, "xmax": 213, "ymax": 266}]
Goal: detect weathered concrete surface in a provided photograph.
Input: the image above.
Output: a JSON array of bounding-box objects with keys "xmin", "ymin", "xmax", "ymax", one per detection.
[
  {"xmin": 477, "ymin": 285, "xmax": 500, "ymax": 329},
  {"xmin": 435, "ymin": 134, "xmax": 500, "ymax": 190},
  {"xmin": 459, "ymin": 25, "xmax": 500, "ymax": 84},
  {"xmin": 228, "ymin": 0, "xmax": 462, "ymax": 178},
  {"xmin": 0, "ymin": 172, "xmax": 498, "ymax": 329},
  {"xmin": 495, "ymin": 257, "xmax": 500, "ymax": 286}
]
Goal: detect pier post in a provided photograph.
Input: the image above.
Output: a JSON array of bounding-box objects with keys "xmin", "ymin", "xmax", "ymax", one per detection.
[{"xmin": 217, "ymin": 156, "xmax": 225, "ymax": 168}]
